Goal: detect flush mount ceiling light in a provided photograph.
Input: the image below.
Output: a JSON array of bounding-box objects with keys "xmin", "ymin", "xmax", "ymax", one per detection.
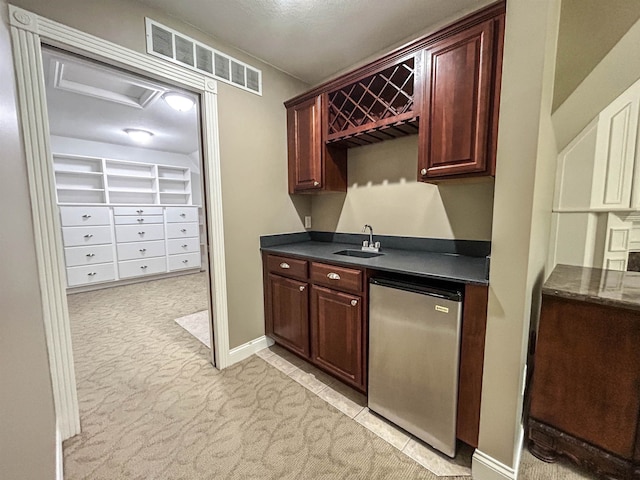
[
  {"xmin": 164, "ymin": 93, "xmax": 195, "ymax": 112},
  {"xmin": 124, "ymin": 128, "xmax": 153, "ymax": 143}
]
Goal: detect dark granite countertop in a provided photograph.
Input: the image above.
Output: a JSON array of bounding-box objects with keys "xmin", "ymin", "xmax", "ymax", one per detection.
[
  {"xmin": 543, "ymin": 264, "xmax": 640, "ymax": 311},
  {"xmin": 260, "ymin": 232, "xmax": 490, "ymax": 285}
]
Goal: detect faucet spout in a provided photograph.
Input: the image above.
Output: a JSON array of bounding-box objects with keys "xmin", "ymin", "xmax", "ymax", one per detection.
[{"xmin": 362, "ymin": 224, "xmax": 379, "ymax": 252}]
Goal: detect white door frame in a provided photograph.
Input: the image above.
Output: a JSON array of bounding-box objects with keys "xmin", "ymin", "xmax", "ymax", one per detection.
[{"xmin": 8, "ymin": 4, "xmax": 231, "ymax": 441}]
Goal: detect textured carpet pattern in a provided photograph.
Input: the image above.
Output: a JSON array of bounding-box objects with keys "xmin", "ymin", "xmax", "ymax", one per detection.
[{"xmin": 63, "ymin": 272, "xmax": 598, "ymax": 480}]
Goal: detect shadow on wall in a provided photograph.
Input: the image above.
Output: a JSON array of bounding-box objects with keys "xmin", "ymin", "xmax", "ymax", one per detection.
[{"xmin": 310, "ymin": 135, "xmax": 494, "ymax": 240}]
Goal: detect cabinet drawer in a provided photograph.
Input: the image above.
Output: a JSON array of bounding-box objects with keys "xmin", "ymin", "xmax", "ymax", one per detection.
[
  {"xmin": 166, "ymin": 222, "xmax": 199, "ymax": 239},
  {"xmin": 165, "ymin": 207, "xmax": 198, "ymax": 223},
  {"xmin": 115, "ymin": 224, "xmax": 164, "ymax": 243},
  {"xmin": 168, "ymin": 252, "xmax": 201, "ymax": 271},
  {"xmin": 310, "ymin": 262, "xmax": 363, "ymax": 294},
  {"xmin": 60, "ymin": 206, "xmax": 110, "ymax": 226},
  {"xmin": 114, "ymin": 215, "xmax": 163, "ymax": 225},
  {"xmin": 116, "ymin": 240, "xmax": 166, "ymax": 261},
  {"xmin": 118, "ymin": 256, "xmax": 166, "ymax": 279},
  {"xmin": 64, "ymin": 244, "xmax": 114, "ymax": 267},
  {"xmin": 112, "ymin": 206, "xmax": 163, "ymax": 216},
  {"xmin": 66, "ymin": 263, "xmax": 115, "ymax": 287},
  {"xmin": 62, "ymin": 225, "xmax": 113, "ymax": 247},
  {"xmin": 167, "ymin": 237, "xmax": 200, "ymax": 255},
  {"xmin": 266, "ymin": 254, "xmax": 308, "ymax": 281}
]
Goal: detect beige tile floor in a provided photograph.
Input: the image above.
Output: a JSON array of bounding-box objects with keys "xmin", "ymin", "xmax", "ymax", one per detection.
[{"xmin": 255, "ymin": 344, "xmax": 473, "ymax": 477}]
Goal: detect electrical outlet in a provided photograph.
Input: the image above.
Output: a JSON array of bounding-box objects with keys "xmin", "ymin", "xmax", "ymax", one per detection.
[{"xmin": 304, "ymin": 216, "xmax": 312, "ymax": 229}]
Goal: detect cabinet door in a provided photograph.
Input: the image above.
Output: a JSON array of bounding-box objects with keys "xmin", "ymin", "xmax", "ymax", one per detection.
[
  {"xmin": 311, "ymin": 285, "xmax": 363, "ymax": 389},
  {"xmin": 418, "ymin": 19, "xmax": 495, "ymax": 179},
  {"xmin": 267, "ymin": 274, "xmax": 310, "ymax": 357},
  {"xmin": 288, "ymin": 96, "xmax": 323, "ymax": 193}
]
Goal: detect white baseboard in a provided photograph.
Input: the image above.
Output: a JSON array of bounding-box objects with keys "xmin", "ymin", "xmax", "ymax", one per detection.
[
  {"xmin": 56, "ymin": 423, "xmax": 64, "ymax": 480},
  {"xmin": 227, "ymin": 335, "xmax": 274, "ymax": 366},
  {"xmin": 472, "ymin": 425, "xmax": 525, "ymax": 480}
]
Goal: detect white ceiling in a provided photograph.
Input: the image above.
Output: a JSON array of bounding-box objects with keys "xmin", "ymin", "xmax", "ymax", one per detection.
[
  {"xmin": 42, "ymin": 47, "xmax": 200, "ymax": 155},
  {"xmin": 136, "ymin": 0, "xmax": 494, "ymax": 85}
]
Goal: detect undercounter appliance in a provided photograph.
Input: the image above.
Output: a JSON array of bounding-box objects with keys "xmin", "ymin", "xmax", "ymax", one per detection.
[{"xmin": 368, "ymin": 277, "xmax": 463, "ymax": 457}]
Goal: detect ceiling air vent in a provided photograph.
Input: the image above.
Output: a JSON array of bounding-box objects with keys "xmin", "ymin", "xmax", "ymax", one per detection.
[{"xmin": 145, "ymin": 18, "xmax": 262, "ymax": 96}]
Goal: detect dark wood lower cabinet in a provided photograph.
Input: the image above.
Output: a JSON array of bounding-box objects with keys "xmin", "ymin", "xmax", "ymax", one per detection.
[
  {"xmin": 528, "ymin": 294, "xmax": 640, "ymax": 479},
  {"xmin": 266, "ymin": 273, "xmax": 309, "ymax": 357},
  {"xmin": 311, "ymin": 285, "xmax": 363, "ymax": 389}
]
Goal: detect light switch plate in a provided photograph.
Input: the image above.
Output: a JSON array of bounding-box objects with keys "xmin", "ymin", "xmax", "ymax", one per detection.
[{"xmin": 304, "ymin": 216, "xmax": 312, "ymax": 229}]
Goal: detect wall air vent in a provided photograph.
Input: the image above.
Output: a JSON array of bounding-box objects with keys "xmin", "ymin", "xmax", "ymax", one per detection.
[{"xmin": 145, "ymin": 18, "xmax": 262, "ymax": 96}]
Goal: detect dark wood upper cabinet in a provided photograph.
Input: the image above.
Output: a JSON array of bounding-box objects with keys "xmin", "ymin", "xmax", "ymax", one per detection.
[
  {"xmin": 287, "ymin": 95, "xmax": 347, "ymax": 194},
  {"xmin": 284, "ymin": 2, "xmax": 505, "ymax": 190},
  {"xmin": 266, "ymin": 273, "xmax": 310, "ymax": 357},
  {"xmin": 418, "ymin": 19, "xmax": 496, "ymax": 180}
]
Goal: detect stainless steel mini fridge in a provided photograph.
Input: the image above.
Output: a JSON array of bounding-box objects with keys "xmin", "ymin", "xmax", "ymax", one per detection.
[{"xmin": 368, "ymin": 278, "xmax": 463, "ymax": 457}]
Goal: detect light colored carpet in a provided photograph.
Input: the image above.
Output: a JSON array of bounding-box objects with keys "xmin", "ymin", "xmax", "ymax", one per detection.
[
  {"xmin": 175, "ymin": 310, "xmax": 211, "ymax": 348},
  {"xmin": 63, "ymin": 272, "xmax": 598, "ymax": 480}
]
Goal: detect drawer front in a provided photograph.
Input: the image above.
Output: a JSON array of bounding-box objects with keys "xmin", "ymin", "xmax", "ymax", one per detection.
[
  {"xmin": 165, "ymin": 207, "xmax": 198, "ymax": 223},
  {"xmin": 112, "ymin": 206, "xmax": 163, "ymax": 216},
  {"xmin": 117, "ymin": 240, "xmax": 166, "ymax": 261},
  {"xmin": 115, "ymin": 224, "xmax": 164, "ymax": 243},
  {"xmin": 66, "ymin": 263, "xmax": 115, "ymax": 287},
  {"xmin": 266, "ymin": 254, "xmax": 308, "ymax": 281},
  {"xmin": 114, "ymin": 215, "xmax": 163, "ymax": 225},
  {"xmin": 166, "ymin": 222, "xmax": 199, "ymax": 239},
  {"xmin": 167, "ymin": 237, "xmax": 200, "ymax": 255},
  {"xmin": 60, "ymin": 206, "xmax": 111, "ymax": 226},
  {"xmin": 62, "ymin": 225, "xmax": 113, "ymax": 247},
  {"xmin": 310, "ymin": 262, "xmax": 363, "ymax": 294},
  {"xmin": 118, "ymin": 256, "xmax": 167, "ymax": 279},
  {"xmin": 168, "ymin": 252, "xmax": 201, "ymax": 271},
  {"xmin": 64, "ymin": 244, "xmax": 114, "ymax": 267}
]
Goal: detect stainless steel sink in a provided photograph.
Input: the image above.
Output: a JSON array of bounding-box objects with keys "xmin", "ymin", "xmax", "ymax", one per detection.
[{"xmin": 334, "ymin": 249, "xmax": 384, "ymax": 258}]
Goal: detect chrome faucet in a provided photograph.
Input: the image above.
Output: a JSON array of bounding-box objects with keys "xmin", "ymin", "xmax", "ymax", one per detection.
[{"xmin": 362, "ymin": 224, "xmax": 380, "ymax": 252}]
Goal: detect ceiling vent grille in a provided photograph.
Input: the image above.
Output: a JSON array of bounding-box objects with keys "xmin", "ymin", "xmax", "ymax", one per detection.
[{"xmin": 145, "ymin": 18, "xmax": 262, "ymax": 96}]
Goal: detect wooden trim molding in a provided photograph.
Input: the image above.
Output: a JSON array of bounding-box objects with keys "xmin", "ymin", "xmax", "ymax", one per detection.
[{"xmin": 8, "ymin": 4, "xmax": 231, "ymax": 439}]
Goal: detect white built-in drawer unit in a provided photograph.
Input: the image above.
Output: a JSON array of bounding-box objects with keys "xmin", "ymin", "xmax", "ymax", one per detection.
[
  {"xmin": 66, "ymin": 263, "xmax": 116, "ymax": 287},
  {"xmin": 118, "ymin": 256, "xmax": 167, "ymax": 279},
  {"xmin": 168, "ymin": 252, "xmax": 201, "ymax": 271},
  {"xmin": 62, "ymin": 225, "xmax": 113, "ymax": 247},
  {"xmin": 60, "ymin": 206, "xmax": 110, "ymax": 226},
  {"xmin": 167, "ymin": 237, "xmax": 200, "ymax": 254},
  {"xmin": 165, "ymin": 207, "xmax": 198, "ymax": 223},
  {"xmin": 166, "ymin": 222, "xmax": 199, "ymax": 239},
  {"xmin": 117, "ymin": 240, "xmax": 166, "ymax": 261},
  {"xmin": 112, "ymin": 206, "xmax": 163, "ymax": 216},
  {"xmin": 115, "ymin": 224, "xmax": 164, "ymax": 243},
  {"xmin": 114, "ymin": 215, "xmax": 164, "ymax": 225},
  {"xmin": 64, "ymin": 244, "xmax": 114, "ymax": 267}
]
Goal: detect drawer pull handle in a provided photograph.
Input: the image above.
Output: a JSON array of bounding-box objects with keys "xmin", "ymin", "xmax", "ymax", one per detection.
[
  {"xmin": 139, "ymin": 248, "xmax": 146, "ymax": 253},
  {"xmin": 141, "ymin": 265, "xmax": 148, "ymax": 269},
  {"xmin": 299, "ymin": 285, "xmax": 305, "ymax": 292},
  {"xmin": 82, "ymin": 214, "xmax": 91, "ymax": 219},
  {"xmin": 86, "ymin": 253, "xmax": 95, "ymax": 257},
  {"xmin": 420, "ymin": 168, "xmax": 427, "ymax": 176},
  {"xmin": 87, "ymin": 272, "xmax": 97, "ymax": 276},
  {"xmin": 180, "ymin": 213, "xmax": 186, "ymax": 217},
  {"xmin": 84, "ymin": 234, "xmax": 93, "ymax": 238},
  {"xmin": 137, "ymin": 209, "xmax": 143, "ymax": 214},
  {"xmin": 279, "ymin": 262, "xmax": 290, "ymax": 269},
  {"xmin": 327, "ymin": 272, "xmax": 341, "ymax": 280},
  {"xmin": 138, "ymin": 231, "xmax": 145, "ymax": 235},
  {"xmin": 181, "ymin": 229, "xmax": 187, "ymax": 233},
  {"xmin": 182, "ymin": 260, "xmax": 189, "ymax": 263},
  {"xmin": 182, "ymin": 244, "xmax": 188, "ymax": 248},
  {"xmin": 313, "ymin": 181, "xmax": 320, "ymax": 187},
  {"xmin": 351, "ymin": 299, "xmax": 358, "ymax": 307},
  {"xmin": 137, "ymin": 218, "xmax": 144, "ymax": 222}
]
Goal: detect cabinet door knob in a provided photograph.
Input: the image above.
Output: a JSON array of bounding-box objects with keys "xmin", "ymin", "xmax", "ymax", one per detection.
[
  {"xmin": 299, "ymin": 285, "xmax": 305, "ymax": 291},
  {"xmin": 279, "ymin": 262, "xmax": 290, "ymax": 269},
  {"xmin": 136, "ymin": 209, "xmax": 143, "ymax": 214},
  {"xmin": 327, "ymin": 272, "xmax": 341, "ymax": 280},
  {"xmin": 84, "ymin": 234, "xmax": 93, "ymax": 238},
  {"xmin": 181, "ymin": 229, "xmax": 187, "ymax": 233},
  {"xmin": 82, "ymin": 214, "xmax": 91, "ymax": 219},
  {"xmin": 139, "ymin": 248, "xmax": 146, "ymax": 253},
  {"xmin": 313, "ymin": 181, "xmax": 320, "ymax": 187},
  {"xmin": 137, "ymin": 218, "xmax": 144, "ymax": 222},
  {"xmin": 87, "ymin": 272, "xmax": 97, "ymax": 276},
  {"xmin": 86, "ymin": 253, "xmax": 95, "ymax": 257},
  {"xmin": 420, "ymin": 168, "xmax": 427, "ymax": 175},
  {"xmin": 350, "ymin": 299, "xmax": 358, "ymax": 307},
  {"xmin": 138, "ymin": 231, "xmax": 145, "ymax": 235}
]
